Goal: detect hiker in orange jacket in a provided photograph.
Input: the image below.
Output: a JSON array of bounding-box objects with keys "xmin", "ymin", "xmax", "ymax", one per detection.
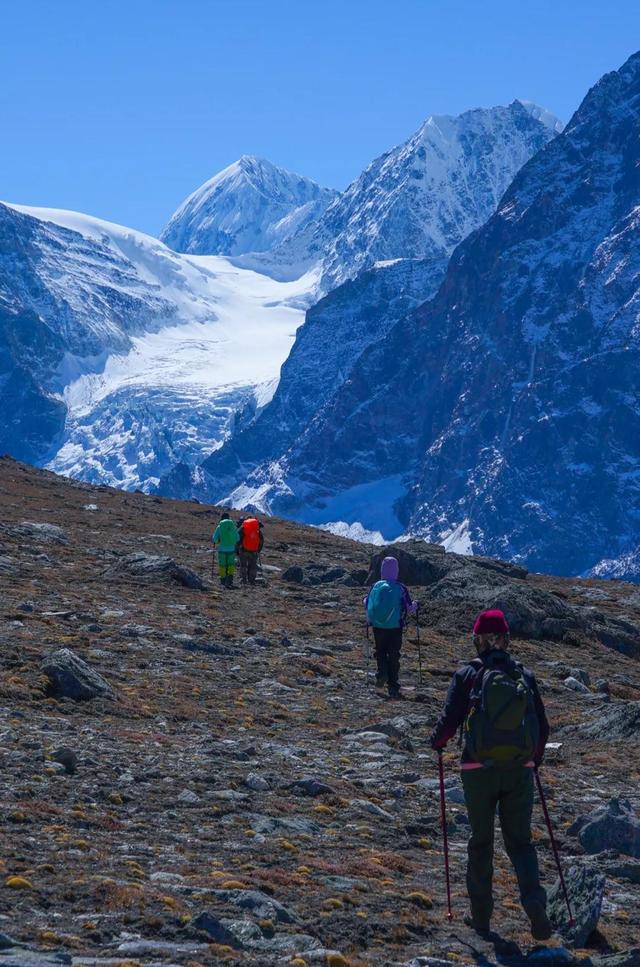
[{"xmin": 237, "ymin": 516, "xmax": 264, "ymax": 587}]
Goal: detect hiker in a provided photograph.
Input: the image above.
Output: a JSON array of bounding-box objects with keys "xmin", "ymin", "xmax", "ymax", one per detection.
[
  {"xmin": 430, "ymin": 608, "xmax": 552, "ymax": 940},
  {"xmin": 237, "ymin": 515, "xmax": 264, "ymax": 587},
  {"xmin": 364, "ymin": 555, "xmax": 416, "ymax": 699},
  {"xmin": 212, "ymin": 511, "xmax": 239, "ymax": 588}
]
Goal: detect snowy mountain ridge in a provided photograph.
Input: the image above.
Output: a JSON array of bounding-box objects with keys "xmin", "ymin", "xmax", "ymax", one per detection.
[
  {"xmin": 235, "ymin": 99, "xmax": 562, "ymax": 292},
  {"xmin": 160, "ymin": 155, "xmax": 337, "ymax": 258}
]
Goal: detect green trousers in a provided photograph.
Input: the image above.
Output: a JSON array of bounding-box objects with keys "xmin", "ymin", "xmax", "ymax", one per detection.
[
  {"xmin": 217, "ymin": 551, "xmax": 236, "ymax": 578},
  {"xmin": 461, "ymin": 767, "xmax": 546, "ymax": 922}
]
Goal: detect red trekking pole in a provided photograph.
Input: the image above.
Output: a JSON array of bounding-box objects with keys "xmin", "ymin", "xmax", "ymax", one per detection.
[
  {"xmin": 437, "ymin": 751, "xmax": 453, "ymax": 921},
  {"xmin": 534, "ymin": 767, "xmax": 575, "ymax": 926}
]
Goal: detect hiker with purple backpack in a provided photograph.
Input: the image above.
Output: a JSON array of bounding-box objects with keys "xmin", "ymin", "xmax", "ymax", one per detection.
[{"xmin": 364, "ymin": 556, "xmax": 417, "ymax": 700}]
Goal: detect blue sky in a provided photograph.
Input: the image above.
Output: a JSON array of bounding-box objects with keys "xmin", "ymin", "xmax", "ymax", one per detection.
[{"xmin": 1, "ymin": 0, "xmax": 638, "ymax": 235}]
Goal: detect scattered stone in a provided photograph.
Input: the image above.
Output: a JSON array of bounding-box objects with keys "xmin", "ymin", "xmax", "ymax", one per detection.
[
  {"xmin": 578, "ymin": 799, "xmax": 640, "ymax": 858},
  {"xmin": 149, "ymin": 871, "xmax": 185, "ymax": 883},
  {"xmin": 564, "ymin": 676, "xmax": 590, "ymax": 694},
  {"xmin": 591, "ymin": 950, "xmax": 640, "ymax": 967},
  {"xmin": 50, "ymin": 747, "xmax": 78, "ymax": 775},
  {"xmin": 548, "ymin": 863, "xmax": 605, "ymax": 947},
  {"xmin": 177, "ymin": 789, "xmax": 201, "ymax": 805},
  {"xmin": 16, "ymin": 600, "xmax": 34, "ymax": 613},
  {"xmin": 243, "ymin": 634, "xmax": 272, "ymax": 648},
  {"xmin": 245, "ymin": 773, "xmax": 270, "ymax": 792},
  {"xmin": 41, "ymin": 648, "xmax": 114, "ymax": 701},
  {"xmin": 212, "ymin": 887, "xmax": 298, "ymax": 923},
  {"xmin": 350, "ymin": 799, "xmax": 393, "ymax": 818},
  {"xmin": 0, "ymin": 555, "xmax": 17, "ymax": 576},
  {"xmin": 289, "ymin": 778, "xmax": 336, "ymax": 797}
]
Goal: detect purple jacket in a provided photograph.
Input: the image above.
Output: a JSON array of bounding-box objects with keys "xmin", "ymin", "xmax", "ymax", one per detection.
[{"xmin": 363, "ymin": 557, "xmax": 417, "ymax": 626}]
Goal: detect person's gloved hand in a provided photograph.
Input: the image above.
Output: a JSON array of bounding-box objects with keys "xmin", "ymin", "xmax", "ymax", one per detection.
[{"xmin": 429, "ymin": 732, "xmax": 446, "ymax": 751}]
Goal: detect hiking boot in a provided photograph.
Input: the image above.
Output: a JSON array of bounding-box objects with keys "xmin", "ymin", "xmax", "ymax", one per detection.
[
  {"xmin": 375, "ymin": 674, "xmax": 387, "ymax": 688},
  {"xmin": 464, "ymin": 913, "xmax": 491, "ymax": 935},
  {"xmin": 526, "ymin": 901, "xmax": 553, "ymax": 941},
  {"xmin": 387, "ymin": 687, "xmax": 402, "ymax": 700}
]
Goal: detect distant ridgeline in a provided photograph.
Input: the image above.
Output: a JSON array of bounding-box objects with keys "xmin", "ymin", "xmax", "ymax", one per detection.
[{"xmin": 2, "ymin": 53, "xmax": 640, "ymax": 580}]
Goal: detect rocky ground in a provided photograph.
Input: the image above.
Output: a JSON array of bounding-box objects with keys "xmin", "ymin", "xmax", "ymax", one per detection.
[{"xmin": 0, "ymin": 456, "xmax": 639, "ymax": 967}]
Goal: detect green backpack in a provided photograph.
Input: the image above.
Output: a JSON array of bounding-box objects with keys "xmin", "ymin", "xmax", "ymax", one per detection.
[
  {"xmin": 217, "ymin": 518, "xmax": 238, "ymax": 547},
  {"xmin": 464, "ymin": 655, "xmax": 539, "ymax": 767}
]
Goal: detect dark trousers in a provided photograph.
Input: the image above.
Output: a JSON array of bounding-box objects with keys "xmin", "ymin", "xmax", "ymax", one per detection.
[
  {"xmin": 372, "ymin": 626, "xmax": 402, "ymax": 694},
  {"xmin": 461, "ymin": 767, "xmax": 546, "ymax": 922},
  {"xmin": 239, "ymin": 550, "xmax": 259, "ymax": 585}
]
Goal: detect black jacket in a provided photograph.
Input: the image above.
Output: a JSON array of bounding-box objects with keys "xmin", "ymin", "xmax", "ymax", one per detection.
[{"xmin": 429, "ymin": 648, "xmax": 549, "ymax": 764}]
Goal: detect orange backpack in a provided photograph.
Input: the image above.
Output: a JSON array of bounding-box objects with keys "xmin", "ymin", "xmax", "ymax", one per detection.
[{"xmin": 242, "ymin": 518, "xmax": 261, "ymax": 552}]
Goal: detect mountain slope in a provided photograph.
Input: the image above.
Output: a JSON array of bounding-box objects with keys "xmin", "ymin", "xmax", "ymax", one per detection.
[
  {"xmin": 230, "ymin": 51, "xmax": 640, "ymax": 577},
  {"xmin": 243, "ymin": 100, "xmax": 562, "ymax": 290},
  {"xmin": 0, "ymin": 202, "xmax": 314, "ymax": 486},
  {"xmin": 2, "ymin": 455, "xmax": 640, "ymax": 963},
  {"xmin": 160, "ymin": 155, "xmax": 337, "ymax": 257}
]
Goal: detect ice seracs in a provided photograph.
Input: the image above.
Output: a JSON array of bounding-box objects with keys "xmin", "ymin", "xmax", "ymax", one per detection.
[{"xmin": 0, "ymin": 201, "xmax": 316, "ymax": 489}]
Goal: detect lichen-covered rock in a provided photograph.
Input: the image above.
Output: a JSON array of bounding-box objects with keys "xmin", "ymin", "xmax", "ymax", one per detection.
[{"xmin": 548, "ymin": 863, "xmax": 605, "ymax": 947}]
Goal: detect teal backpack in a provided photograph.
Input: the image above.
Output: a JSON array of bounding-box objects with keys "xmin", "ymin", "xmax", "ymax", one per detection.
[
  {"xmin": 464, "ymin": 655, "xmax": 539, "ymax": 767},
  {"xmin": 367, "ymin": 580, "xmax": 404, "ymax": 629}
]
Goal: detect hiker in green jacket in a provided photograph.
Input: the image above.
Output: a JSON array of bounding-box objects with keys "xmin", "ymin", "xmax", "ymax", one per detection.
[{"xmin": 212, "ymin": 512, "xmax": 239, "ymax": 589}]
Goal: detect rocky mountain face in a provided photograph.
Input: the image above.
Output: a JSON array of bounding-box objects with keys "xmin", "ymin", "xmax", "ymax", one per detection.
[
  {"xmin": 160, "ymin": 155, "xmax": 337, "ymax": 257},
  {"xmin": 246, "ymin": 100, "xmax": 562, "ymax": 291},
  {"xmin": 161, "ymin": 257, "xmax": 439, "ymax": 502},
  {"xmin": 162, "ymin": 101, "xmax": 562, "ymax": 506},
  {"xmin": 0, "ymin": 203, "xmax": 311, "ymax": 488},
  {"xmin": 196, "ymin": 52, "xmax": 640, "ymax": 579},
  {"xmin": 1, "ymin": 456, "xmax": 640, "ymax": 965}
]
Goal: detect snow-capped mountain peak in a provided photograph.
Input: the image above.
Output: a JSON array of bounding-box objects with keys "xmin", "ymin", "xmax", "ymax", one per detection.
[
  {"xmin": 243, "ymin": 99, "xmax": 563, "ymax": 292},
  {"xmin": 515, "ymin": 99, "xmax": 564, "ymax": 133},
  {"xmin": 160, "ymin": 156, "xmax": 337, "ymax": 257}
]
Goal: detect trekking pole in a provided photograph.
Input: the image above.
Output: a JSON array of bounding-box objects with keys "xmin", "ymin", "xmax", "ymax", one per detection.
[
  {"xmin": 534, "ymin": 767, "xmax": 575, "ymax": 926},
  {"xmin": 437, "ymin": 750, "xmax": 453, "ymax": 921},
  {"xmin": 416, "ymin": 603, "xmax": 423, "ymax": 684},
  {"xmin": 364, "ymin": 623, "xmax": 371, "ymax": 664}
]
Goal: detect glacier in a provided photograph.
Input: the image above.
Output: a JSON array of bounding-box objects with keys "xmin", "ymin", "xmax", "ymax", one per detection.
[{"xmin": 1, "ymin": 202, "xmax": 317, "ymax": 489}]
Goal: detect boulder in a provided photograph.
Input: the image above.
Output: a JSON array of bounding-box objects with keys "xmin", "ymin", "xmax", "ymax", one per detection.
[
  {"xmin": 107, "ymin": 551, "xmax": 205, "ymax": 589},
  {"xmin": 42, "ymin": 648, "xmax": 114, "ymax": 701},
  {"xmin": 548, "ymin": 863, "xmax": 605, "ymax": 947},
  {"xmin": 564, "ymin": 676, "xmax": 590, "ymax": 694},
  {"xmin": 578, "ymin": 799, "xmax": 640, "ymax": 858},
  {"xmin": 366, "ymin": 541, "xmax": 528, "ymax": 587},
  {"xmin": 288, "ymin": 778, "xmax": 336, "ymax": 797},
  {"xmin": 282, "ymin": 562, "xmax": 365, "ymax": 587},
  {"xmin": 212, "ymin": 888, "xmax": 297, "ymax": 923}
]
